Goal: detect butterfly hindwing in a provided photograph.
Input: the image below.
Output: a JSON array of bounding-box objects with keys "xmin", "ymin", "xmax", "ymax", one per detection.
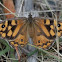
[
  {"xmin": 9, "ymin": 33, "xmax": 28, "ymax": 48},
  {"xmin": 33, "ymin": 35, "xmax": 54, "ymax": 49}
]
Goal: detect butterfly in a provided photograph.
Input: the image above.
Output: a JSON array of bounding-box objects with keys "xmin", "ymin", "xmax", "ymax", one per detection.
[{"xmin": 0, "ymin": 13, "xmax": 62, "ymax": 50}]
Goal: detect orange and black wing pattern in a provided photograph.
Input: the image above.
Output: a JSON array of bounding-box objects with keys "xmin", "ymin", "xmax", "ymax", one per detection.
[
  {"xmin": 0, "ymin": 16, "xmax": 62, "ymax": 50},
  {"xmin": 0, "ymin": 18, "xmax": 28, "ymax": 48},
  {"xmin": 35, "ymin": 18, "xmax": 62, "ymax": 39},
  {"xmin": 33, "ymin": 18, "xmax": 62, "ymax": 49},
  {"xmin": 0, "ymin": 19, "xmax": 24, "ymax": 40},
  {"xmin": 9, "ymin": 22, "xmax": 28, "ymax": 48}
]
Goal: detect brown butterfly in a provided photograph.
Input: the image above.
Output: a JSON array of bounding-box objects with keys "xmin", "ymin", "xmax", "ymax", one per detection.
[{"xmin": 0, "ymin": 13, "xmax": 62, "ymax": 50}]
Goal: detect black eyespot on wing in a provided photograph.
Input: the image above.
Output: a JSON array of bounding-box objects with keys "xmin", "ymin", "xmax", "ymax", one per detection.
[
  {"xmin": 1, "ymin": 24, "xmax": 5, "ymax": 28},
  {"xmin": 58, "ymin": 24, "xmax": 61, "ymax": 27}
]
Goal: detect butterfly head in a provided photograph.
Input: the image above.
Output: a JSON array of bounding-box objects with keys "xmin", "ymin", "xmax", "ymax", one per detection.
[
  {"xmin": 28, "ymin": 13, "xmax": 33, "ymax": 24},
  {"xmin": 28, "ymin": 13, "xmax": 32, "ymax": 18}
]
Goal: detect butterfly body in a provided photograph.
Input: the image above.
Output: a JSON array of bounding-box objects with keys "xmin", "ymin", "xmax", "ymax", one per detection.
[{"xmin": 0, "ymin": 14, "xmax": 62, "ymax": 49}]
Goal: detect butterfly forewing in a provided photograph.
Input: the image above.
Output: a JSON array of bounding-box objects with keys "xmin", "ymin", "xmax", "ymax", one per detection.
[
  {"xmin": 34, "ymin": 18, "xmax": 56, "ymax": 39},
  {"xmin": 0, "ymin": 18, "xmax": 27, "ymax": 40}
]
